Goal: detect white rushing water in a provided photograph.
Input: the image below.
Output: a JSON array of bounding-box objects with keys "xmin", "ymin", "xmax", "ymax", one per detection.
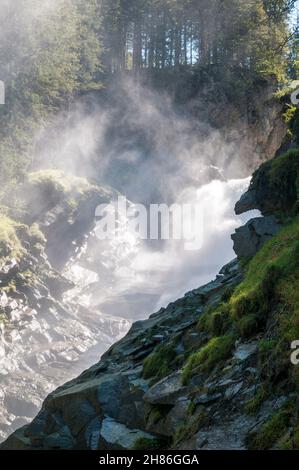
[{"xmin": 0, "ymin": 175, "xmax": 259, "ymax": 441}]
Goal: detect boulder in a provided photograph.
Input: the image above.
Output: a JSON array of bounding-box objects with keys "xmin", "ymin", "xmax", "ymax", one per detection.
[
  {"xmin": 231, "ymin": 216, "xmax": 280, "ymax": 258},
  {"xmin": 144, "ymin": 372, "xmax": 186, "ymax": 406},
  {"xmin": 98, "ymin": 416, "xmax": 156, "ymax": 450},
  {"xmin": 235, "ymin": 189, "xmax": 258, "ymax": 215}
]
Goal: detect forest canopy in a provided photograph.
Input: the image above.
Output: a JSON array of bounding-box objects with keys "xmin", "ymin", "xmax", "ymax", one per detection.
[
  {"xmin": 100, "ymin": 0, "xmax": 296, "ymax": 79},
  {"xmin": 0, "ymin": 0, "xmax": 297, "ymax": 190}
]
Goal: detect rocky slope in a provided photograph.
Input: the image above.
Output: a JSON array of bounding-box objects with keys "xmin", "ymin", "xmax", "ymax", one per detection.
[
  {"xmin": 3, "ymin": 149, "xmax": 299, "ymax": 451},
  {"xmin": 0, "ymin": 171, "xmax": 130, "ymax": 441}
]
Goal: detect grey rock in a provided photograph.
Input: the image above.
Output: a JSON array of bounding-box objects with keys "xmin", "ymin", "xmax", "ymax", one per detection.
[
  {"xmin": 231, "ymin": 216, "xmax": 280, "ymax": 258},
  {"xmin": 192, "ymin": 414, "xmax": 257, "ymax": 450},
  {"xmin": 195, "ymin": 392, "xmax": 222, "ymax": 405},
  {"xmin": 224, "ymin": 382, "xmax": 243, "ymax": 399},
  {"xmin": 99, "ymin": 416, "xmax": 155, "ymax": 450},
  {"xmin": 85, "ymin": 417, "xmax": 102, "ymax": 450},
  {"xmin": 235, "ymin": 189, "xmax": 258, "ymax": 215},
  {"xmin": 44, "ymin": 425, "xmax": 75, "ymax": 450},
  {"xmin": 234, "ymin": 342, "xmax": 258, "ymax": 362},
  {"xmin": 144, "ymin": 372, "xmax": 185, "ymax": 406}
]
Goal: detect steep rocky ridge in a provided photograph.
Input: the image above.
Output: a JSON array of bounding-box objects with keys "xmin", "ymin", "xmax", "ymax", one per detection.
[{"xmin": 3, "ymin": 150, "xmax": 299, "ymax": 450}]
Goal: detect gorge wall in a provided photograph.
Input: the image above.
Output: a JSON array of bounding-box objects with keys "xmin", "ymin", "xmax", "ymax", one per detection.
[
  {"xmin": 0, "ymin": 76, "xmax": 294, "ymax": 449},
  {"xmin": 3, "ymin": 148, "xmax": 299, "ymax": 450}
]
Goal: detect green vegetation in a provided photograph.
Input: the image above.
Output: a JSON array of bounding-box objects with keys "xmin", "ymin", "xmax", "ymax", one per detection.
[
  {"xmin": 173, "ymin": 409, "xmax": 208, "ymax": 446},
  {"xmin": 198, "ymin": 303, "xmax": 232, "ymax": 337},
  {"xmin": 249, "ymin": 149, "xmax": 299, "ymax": 217},
  {"xmin": 26, "ymin": 224, "xmax": 46, "ymax": 246},
  {"xmin": 0, "ymin": 0, "xmax": 102, "ymax": 193},
  {"xmin": 182, "ymin": 151, "xmax": 299, "ymax": 391},
  {"xmin": 182, "ymin": 334, "xmax": 236, "ymax": 385},
  {"xmin": 258, "ymin": 339, "xmax": 276, "ymax": 355},
  {"xmin": 101, "ymin": 0, "xmax": 291, "ymax": 81},
  {"xmin": 28, "ymin": 170, "xmax": 93, "ymax": 197},
  {"xmin": 142, "ymin": 342, "xmax": 177, "ymax": 381},
  {"xmin": 248, "ymin": 405, "xmax": 292, "ymax": 450},
  {"xmin": 0, "ymin": 215, "xmax": 23, "ymax": 261},
  {"xmin": 231, "ymin": 218, "xmax": 299, "ymax": 347},
  {"xmin": 0, "ymin": 0, "xmax": 296, "ymax": 196},
  {"xmin": 244, "ymin": 386, "xmax": 269, "ymax": 415},
  {"xmin": 131, "ymin": 438, "xmax": 164, "ymax": 451}
]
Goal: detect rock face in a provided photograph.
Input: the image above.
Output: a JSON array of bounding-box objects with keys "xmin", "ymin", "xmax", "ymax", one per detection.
[
  {"xmin": 231, "ymin": 216, "xmax": 281, "ymax": 258},
  {"xmin": 3, "ymin": 154, "xmax": 298, "ymax": 450},
  {"xmin": 235, "ymin": 148, "xmax": 299, "ymax": 217},
  {"xmin": 2, "ymin": 247, "xmax": 293, "ymax": 451},
  {"xmin": 0, "ymin": 258, "xmax": 271, "ymax": 451},
  {"xmin": 79, "ymin": 74, "xmax": 287, "ymax": 204},
  {"xmin": 0, "ymin": 174, "xmax": 130, "ymax": 442},
  {"xmin": 191, "ymin": 75, "xmax": 287, "ymax": 176},
  {"xmin": 0, "ymin": 83, "xmax": 292, "ymax": 450}
]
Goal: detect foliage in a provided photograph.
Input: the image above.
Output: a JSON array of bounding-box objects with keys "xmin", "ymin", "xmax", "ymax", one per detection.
[
  {"xmin": 173, "ymin": 409, "xmax": 208, "ymax": 446},
  {"xmin": 248, "ymin": 405, "xmax": 292, "ymax": 450},
  {"xmin": 142, "ymin": 342, "xmax": 177, "ymax": 380},
  {"xmin": 182, "ymin": 334, "xmax": 236, "ymax": 385},
  {"xmin": 0, "ymin": 0, "xmax": 103, "ymax": 193},
  {"xmin": 28, "ymin": 170, "xmax": 92, "ymax": 197},
  {"xmin": 0, "ymin": 215, "xmax": 23, "ymax": 261},
  {"xmin": 244, "ymin": 386, "xmax": 269, "ymax": 415},
  {"xmin": 131, "ymin": 438, "xmax": 164, "ymax": 450},
  {"xmin": 100, "ymin": 0, "xmax": 291, "ymax": 81}
]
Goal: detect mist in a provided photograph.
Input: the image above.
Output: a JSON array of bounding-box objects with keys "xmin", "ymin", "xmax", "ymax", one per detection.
[
  {"xmin": 0, "ymin": 1, "xmax": 276, "ymax": 442},
  {"xmin": 29, "ymin": 76, "xmax": 259, "ymax": 321}
]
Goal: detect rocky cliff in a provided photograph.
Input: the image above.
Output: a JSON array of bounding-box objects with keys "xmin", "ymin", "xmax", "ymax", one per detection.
[
  {"xmin": 3, "ymin": 149, "xmax": 299, "ymax": 451},
  {"xmin": 0, "ymin": 171, "xmax": 130, "ymax": 441}
]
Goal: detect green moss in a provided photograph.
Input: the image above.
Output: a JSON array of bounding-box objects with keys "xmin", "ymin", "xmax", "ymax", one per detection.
[
  {"xmin": 248, "ymin": 407, "xmax": 291, "ymax": 450},
  {"xmin": 182, "ymin": 333, "xmax": 236, "ymax": 385},
  {"xmin": 18, "ymin": 270, "xmax": 37, "ymax": 287},
  {"xmin": 142, "ymin": 343, "xmax": 177, "ymax": 381},
  {"xmin": 236, "ymin": 314, "xmax": 260, "ymax": 338},
  {"xmin": 27, "ymin": 223, "xmax": 46, "ymax": 245},
  {"xmin": 244, "ymin": 386, "xmax": 269, "ymax": 415},
  {"xmin": 258, "ymin": 339, "xmax": 275, "ymax": 354},
  {"xmin": 146, "ymin": 405, "xmax": 171, "ymax": 426},
  {"xmin": 0, "ymin": 311, "xmax": 8, "ymax": 324},
  {"xmin": 173, "ymin": 410, "xmax": 208, "ymax": 446},
  {"xmin": 131, "ymin": 438, "xmax": 164, "ymax": 451},
  {"xmin": 187, "ymin": 400, "xmax": 197, "ymax": 415},
  {"xmin": 294, "ymin": 426, "xmax": 299, "ymax": 449},
  {"xmin": 229, "ymin": 220, "xmax": 299, "ymax": 342},
  {"xmin": 28, "ymin": 170, "xmax": 92, "ymax": 196},
  {"xmin": 250, "ymin": 149, "xmax": 299, "ymax": 216},
  {"xmin": 0, "ymin": 214, "xmax": 23, "ymax": 261},
  {"xmin": 197, "ymin": 303, "xmax": 232, "ymax": 337}
]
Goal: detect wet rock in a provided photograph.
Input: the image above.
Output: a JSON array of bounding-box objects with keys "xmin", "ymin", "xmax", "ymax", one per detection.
[
  {"xmin": 195, "ymin": 392, "xmax": 222, "ymax": 405},
  {"xmin": 231, "ymin": 216, "xmax": 280, "ymax": 258},
  {"xmin": 0, "ymin": 257, "xmax": 267, "ymax": 450},
  {"xmin": 144, "ymin": 372, "xmax": 186, "ymax": 406},
  {"xmin": 234, "ymin": 342, "xmax": 258, "ymax": 362},
  {"xmin": 224, "ymin": 382, "xmax": 244, "ymax": 400},
  {"xmin": 44, "ymin": 425, "xmax": 75, "ymax": 450},
  {"xmin": 98, "ymin": 416, "xmax": 156, "ymax": 450},
  {"xmin": 192, "ymin": 414, "xmax": 257, "ymax": 450},
  {"xmin": 235, "ymin": 189, "xmax": 258, "ymax": 215}
]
